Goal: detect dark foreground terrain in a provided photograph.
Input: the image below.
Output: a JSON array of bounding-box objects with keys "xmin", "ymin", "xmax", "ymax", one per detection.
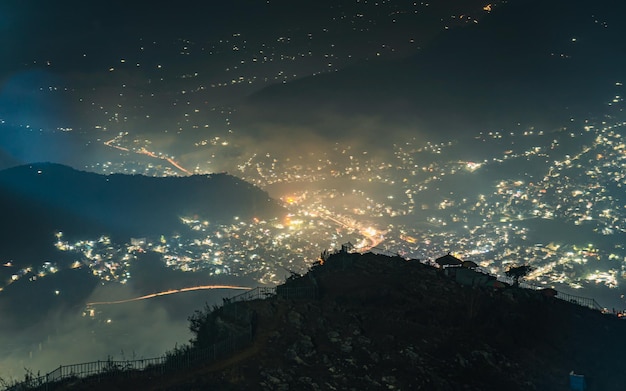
[{"xmin": 18, "ymin": 252, "xmax": 626, "ymax": 390}]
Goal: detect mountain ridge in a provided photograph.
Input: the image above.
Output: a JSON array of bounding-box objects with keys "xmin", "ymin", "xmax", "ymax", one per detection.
[
  {"xmin": 236, "ymin": 0, "xmax": 626, "ymax": 144},
  {"xmin": 0, "ymin": 163, "xmax": 284, "ymax": 266}
]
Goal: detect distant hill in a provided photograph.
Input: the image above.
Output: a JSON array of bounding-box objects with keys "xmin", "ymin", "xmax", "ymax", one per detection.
[
  {"xmin": 0, "ymin": 150, "xmax": 18, "ymax": 171},
  {"xmin": 30, "ymin": 251, "xmax": 626, "ymax": 391},
  {"xmin": 236, "ymin": 0, "xmax": 626, "ymax": 144},
  {"xmin": 0, "ymin": 163, "xmax": 285, "ymax": 266}
]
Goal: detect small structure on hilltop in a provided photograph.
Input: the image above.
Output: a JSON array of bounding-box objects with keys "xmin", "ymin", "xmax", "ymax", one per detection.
[
  {"xmin": 436, "ymin": 253, "xmax": 505, "ymax": 290},
  {"xmin": 435, "ymin": 253, "xmax": 462, "ymax": 268},
  {"xmin": 446, "ymin": 267, "xmax": 497, "ymax": 288},
  {"xmin": 461, "ymin": 260, "xmax": 478, "ymax": 269}
]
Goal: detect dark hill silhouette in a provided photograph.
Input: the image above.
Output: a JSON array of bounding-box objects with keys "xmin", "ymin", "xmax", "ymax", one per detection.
[
  {"xmin": 236, "ymin": 0, "xmax": 626, "ymax": 144},
  {"xmin": 27, "ymin": 251, "xmax": 626, "ymax": 391},
  {"xmin": 0, "ymin": 150, "xmax": 18, "ymax": 171},
  {"xmin": 0, "ymin": 163, "xmax": 285, "ymax": 267}
]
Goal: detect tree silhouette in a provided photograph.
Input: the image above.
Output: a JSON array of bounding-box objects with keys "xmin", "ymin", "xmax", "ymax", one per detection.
[{"xmin": 506, "ymin": 265, "xmax": 533, "ymax": 287}]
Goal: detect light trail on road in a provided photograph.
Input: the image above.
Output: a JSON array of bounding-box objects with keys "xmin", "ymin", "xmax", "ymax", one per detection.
[
  {"xmin": 104, "ymin": 138, "xmax": 129, "ymax": 152},
  {"xmin": 319, "ymin": 211, "xmax": 384, "ymax": 251},
  {"xmin": 103, "ymin": 136, "xmax": 192, "ymax": 175},
  {"xmin": 86, "ymin": 285, "xmax": 252, "ymax": 306},
  {"xmin": 137, "ymin": 147, "xmax": 193, "ymax": 175}
]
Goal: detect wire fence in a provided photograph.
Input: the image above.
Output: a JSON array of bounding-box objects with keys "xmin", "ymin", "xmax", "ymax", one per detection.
[
  {"xmin": 226, "ymin": 286, "xmax": 277, "ymax": 303},
  {"xmin": 226, "ymin": 284, "xmax": 318, "ymax": 303},
  {"xmin": 8, "ymin": 306, "xmax": 257, "ymax": 390},
  {"xmin": 502, "ymin": 279, "xmax": 604, "ymax": 311},
  {"xmin": 7, "ymin": 282, "xmax": 320, "ymax": 391},
  {"xmin": 276, "ymin": 285, "xmax": 318, "ymax": 300},
  {"xmin": 555, "ymin": 290, "xmax": 604, "ymax": 311},
  {"xmin": 8, "ymin": 325, "xmax": 254, "ymax": 391}
]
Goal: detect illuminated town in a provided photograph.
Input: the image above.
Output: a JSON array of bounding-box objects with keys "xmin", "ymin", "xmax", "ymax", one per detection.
[
  {"xmin": 3, "ymin": 116, "xmax": 625, "ymax": 310},
  {"xmin": 1, "ymin": 0, "xmax": 625, "ymax": 307}
]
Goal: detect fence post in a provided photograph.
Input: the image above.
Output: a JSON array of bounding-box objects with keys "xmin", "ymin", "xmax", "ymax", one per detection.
[{"xmin": 13, "ymin": 285, "xmax": 281, "ymax": 391}]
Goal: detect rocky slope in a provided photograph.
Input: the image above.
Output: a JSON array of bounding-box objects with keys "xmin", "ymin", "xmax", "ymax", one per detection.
[{"xmin": 47, "ymin": 252, "xmax": 626, "ymax": 390}]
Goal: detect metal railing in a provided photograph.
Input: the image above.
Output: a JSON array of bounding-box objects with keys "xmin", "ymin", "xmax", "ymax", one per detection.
[
  {"xmin": 276, "ymin": 285, "xmax": 318, "ymax": 300},
  {"xmin": 8, "ymin": 300, "xmax": 261, "ymax": 390},
  {"xmin": 8, "ymin": 326, "xmax": 254, "ymax": 391},
  {"xmin": 227, "ymin": 284, "xmax": 317, "ymax": 302},
  {"xmin": 227, "ymin": 286, "xmax": 277, "ymax": 303},
  {"xmin": 7, "ymin": 281, "xmax": 319, "ymax": 391},
  {"xmin": 504, "ymin": 279, "xmax": 604, "ymax": 311},
  {"xmin": 552, "ymin": 290, "xmax": 604, "ymax": 311}
]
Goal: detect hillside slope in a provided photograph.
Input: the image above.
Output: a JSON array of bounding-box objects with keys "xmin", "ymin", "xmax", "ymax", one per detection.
[
  {"xmin": 49, "ymin": 252, "xmax": 626, "ymax": 391},
  {"xmin": 0, "ymin": 163, "xmax": 284, "ymax": 265}
]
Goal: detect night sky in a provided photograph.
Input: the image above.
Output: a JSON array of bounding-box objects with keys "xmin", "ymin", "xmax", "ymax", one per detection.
[
  {"xmin": 1, "ymin": 0, "xmax": 624, "ymax": 158},
  {"xmin": 2, "ymin": 2, "xmax": 447, "ymax": 156}
]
